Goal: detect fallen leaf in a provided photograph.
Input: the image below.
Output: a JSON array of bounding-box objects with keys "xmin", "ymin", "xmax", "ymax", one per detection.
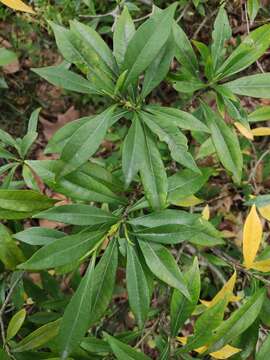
[
  {"xmin": 40, "ymin": 106, "xmax": 79, "ymax": 141},
  {"xmin": 202, "ymin": 204, "xmax": 210, "ymax": 220},
  {"xmin": 251, "ymin": 127, "xmax": 270, "ymax": 136},
  {"xmin": 251, "ymin": 259, "xmax": 270, "ymax": 272},
  {"xmin": 0, "ymin": 0, "xmax": 35, "ymax": 13},
  {"xmin": 242, "ymin": 205, "xmax": 262, "ymax": 269},
  {"xmin": 258, "ymin": 204, "xmax": 270, "ymax": 221},
  {"xmin": 210, "ymin": 345, "xmax": 241, "ymax": 359},
  {"xmin": 234, "ymin": 122, "xmax": 254, "ymax": 140}
]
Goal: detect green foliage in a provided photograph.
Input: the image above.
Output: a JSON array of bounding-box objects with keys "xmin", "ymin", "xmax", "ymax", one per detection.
[{"xmin": 1, "ymin": 2, "xmax": 270, "ymax": 359}]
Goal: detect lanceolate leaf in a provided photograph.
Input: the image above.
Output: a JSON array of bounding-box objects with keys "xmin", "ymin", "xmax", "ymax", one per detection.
[
  {"xmin": 139, "ymin": 125, "xmax": 168, "ymax": 211},
  {"xmin": 201, "ymin": 102, "xmax": 243, "ymax": 183},
  {"xmin": 58, "ymin": 106, "xmax": 116, "ymax": 177},
  {"xmin": 140, "ymin": 111, "xmax": 200, "ymax": 173},
  {"xmin": 211, "ymin": 5, "xmax": 232, "ymax": 72},
  {"xmin": 216, "ymin": 24, "xmax": 270, "ymax": 79},
  {"xmin": 138, "ymin": 240, "xmax": 190, "ymax": 299},
  {"xmin": 122, "ymin": 114, "xmax": 144, "ymax": 187},
  {"xmin": 34, "ymin": 204, "xmax": 119, "ymax": 226},
  {"xmin": 207, "ymin": 289, "xmax": 265, "ymax": 353},
  {"xmin": 58, "ymin": 256, "xmax": 96, "ymax": 358},
  {"xmin": 126, "ymin": 243, "xmax": 150, "ymax": 328},
  {"xmin": 256, "ymin": 331, "xmax": 270, "ymax": 360},
  {"xmin": 122, "ymin": 4, "xmax": 177, "ymax": 87},
  {"xmin": 0, "ymin": 224, "xmax": 25, "ymax": 269},
  {"xmin": 113, "ymin": 6, "xmax": 135, "ymax": 67},
  {"xmin": 105, "ymin": 333, "xmax": 151, "ymax": 360},
  {"xmin": 18, "ymin": 230, "xmax": 106, "ymax": 270},
  {"xmin": 14, "ymin": 227, "xmax": 65, "ymax": 246},
  {"xmin": 0, "ymin": 0, "xmax": 35, "ymax": 13},
  {"xmin": 243, "ymin": 205, "xmax": 262, "ymax": 269},
  {"xmin": 170, "ymin": 257, "xmax": 200, "ymax": 336},
  {"xmin": 224, "ymin": 74, "xmax": 270, "ymax": 99},
  {"xmin": 88, "ymin": 238, "xmax": 118, "ymax": 325},
  {"xmin": 6, "ymin": 308, "xmax": 26, "ymax": 341}
]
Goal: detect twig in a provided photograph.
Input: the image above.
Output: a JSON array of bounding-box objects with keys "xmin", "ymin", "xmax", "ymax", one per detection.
[
  {"xmin": 193, "ymin": 8, "xmax": 219, "ymax": 39},
  {"xmin": 176, "ymin": 2, "xmax": 190, "ymax": 23},
  {"xmin": 0, "ymin": 273, "xmax": 24, "ymax": 357},
  {"xmin": 79, "ymin": 6, "xmax": 119, "ymax": 19},
  {"xmin": 248, "ymin": 149, "xmax": 270, "ymax": 192},
  {"xmin": 135, "ymin": 318, "xmax": 159, "ymax": 349}
]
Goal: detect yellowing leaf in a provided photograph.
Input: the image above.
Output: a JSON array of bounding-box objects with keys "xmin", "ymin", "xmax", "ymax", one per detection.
[
  {"xmin": 251, "ymin": 127, "xmax": 270, "ymax": 136},
  {"xmin": 258, "ymin": 204, "xmax": 270, "ymax": 221},
  {"xmin": 174, "ymin": 195, "xmax": 203, "ymax": 207},
  {"xmin": 234, "ymin": 122, "xmax": 254, "ymax": 140},
  {"xmin": 251, "ymin": 259, "xmax": 270, "ymax": 272},
  {"xmin": 0, "ymin": 0, "xmax": 35, "ymax": 13},
  {"xmin": 243, "ymin": 205, "xmax": 262, "ymax": 269},
  {"xmin": 177, "ymin": 337, "xmax": 207, "ymax": 354},
  {"xmin": 202, "ymin": 204, "xmax": 210, "ymax": 220},
  {"xmin": 200, "ymin": 271, "xmax": 239, "ymax": 308},
  {"xmin": 210, "ymin": 345, "xmax": 241, "ymax": 359}
]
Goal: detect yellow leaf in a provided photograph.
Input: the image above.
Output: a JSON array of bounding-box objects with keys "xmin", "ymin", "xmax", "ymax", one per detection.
[
  {"xmin": 251, "ymin": 259, "xmax": 270, "ymax": 272},
  {"xmin": 0, "ymin": 0, "xmax": 35, "ymax": 13},
  {"xmin": 210, "ymin": 345, "xmax": 241, "ymax": 359},
  {"xmin": 202, "ymin": 204, "xmax": 210, "ymax": 220},
  {"xmin": 177, "ymin": 337, "xmax": 207, "ymax": 354},
  {"xmin": 200, "ymin": 271, "xmax": 239, "ymax": 308},
  {"xmin": 242, "ymin": 205, "xmax": 262, "ymax": 269},
  {"xmin": 234, "ymin": 122, "xmax": 254, "ymax": 140},
  {"xmin": 173, "ymin": 195, "xmax": 203, "ymax": 207},
  {"xmin": 258, "ymin": 204, "xmax": 270, "ymax": 221},
  {"xmin": 251, "ymin": 127, "xmax": 270, "ymax": 136}
]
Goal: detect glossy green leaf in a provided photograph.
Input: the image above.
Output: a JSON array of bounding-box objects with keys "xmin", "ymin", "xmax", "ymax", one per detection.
[
  {"xmin": 58, "ymin": 256, "xmax": 96, "ymax": 358},
  {"xmin": 13, "ymin": 319, "xmax": 61, "ymax": 352},
  {"xmin": 224, "ymin": 74, "xmax": 270, "ymax": 99},
  {"xmin": 6, "ymin": 308, "xmax": 26, "ymax": 341},
  {"xmin": 201, "ymin": 102, "xmax": 243, "ymax": 183},
  {"xmin": 170, "ymin": 258, "xmax": 200, "ymax": 336},
  {"xmin": 256, "ymin": 332, "xmax": 270, "ymax": 360},
  {"xmin": 122, "ymin": 114, "xmax": 144, "ymax": 187},
  {"xmin": 0, "ymin": 224, "xmax": 25, "ymax": 270},
  {"xmin": 207, "ymin": 289, "xmax": 265, "ymax": 353},
  {"xmin": 139, "ymin": 126, "xmax": 168, "ymax": 211},
  {"xmin": 14, "ymin": 227, "xmax": 65, "ymax": 246},
  {"xmin": 113, "ymin": 6, "xmax": 135, "ymax": 67},
  {"xmin": 126, "ymin": 243, "xmax": 150, "ymax": 328},
  {"xmin": 138, "ymin": 240, "xmax": 190, "ymax": 299},
  {"xmin": 58, "ymin": 105, "xmax": 116, "ymax": 177},
  {"xmin": 34, "ymin": 204, "xmax": 119, "ymax": 226},
  {"xmin": 104, "ymin": 333, "xmax": 151, "ymax": 360},
  {"xmin": 122, "ymin": 4, "xmax": 177, "ymax": 87},
  {"xmin": 18, "ymin": 230, "xmax": 105, "ymax": 270}
]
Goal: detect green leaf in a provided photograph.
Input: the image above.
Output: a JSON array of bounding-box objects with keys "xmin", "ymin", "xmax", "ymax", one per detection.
[
  {"xmin": 245, "ymin": 194, "xmax": 270, "ymax": 207},
  {"xmin": 70, "ymin": 20, "xmax": 117, "ymax": 75},
  {"xmin": 122, "ymin": 4, "xmax": 177, "ymax": 87},
  {"xmin": 224, "ymin": 74, "xmax": 270, "ymax": 99},
  {"xmin": 139, "ymin": 125, "xmax": 168, "ymax": 211},
  {"xmin": 140, "ymin": 111, "xmax": 200, "ymax": 173},
  {"xmin": 0, "ymin": 189, "xmax": 56, "ymax": 213},
  {"xmin": 178, "ymin": 297, "xmax": 228, "ymax": 353},
  {"xmin": 88, "ymin": 238, "xmax": 118, "ymax": 325},
  {"xmin": 58, "ymin": 106, "xmax": 116, "ymax": 177},
  {"xmin": 126, "ymin": 243, "xmax": 150, "ymax": 328},
  {"xmin": 14, "ymin": 227, "xmax": 65, "ymax": 246},
  {"xmin": 207, "ymin": 289, "xmax": 265, "ymax": 353},
  {"xmin": 122, "ymin": 114, "xmax": 144, "ymax": 187},
  {"xmin": 113, "ymin": 6, "xmax": 135, "ymax": 67},
  {"xmin": 0, "ymin": 349, "xmax": 11, "ymax": 360},
  {"xmin": 0, "ymin": 47, "xmax": 17, "ymax": 66},
  {"xmin": 216, "ymin": 24, "xmax": 270, "ymax": 79},
  {"xmin": 173, "ymin": 23, "xmax": 198, "ymax": 76},
  {"xmin": 247, "ymin": 0, "xmax": 260, "ymax": 23},
  {"xmin": 0, "ymin": 224, "xmax": 25, "ymax": 269},
  {"xmin": 141, "ymin": 33, "xmax": 174, "ymax": 99},
  {"xmin": 27, "ymin": 160, "xmax": 125, "ymax": 205},
  {"xmin": 32, "ymin": 65, "xmax": 100, "ymax": 94},
  {"xmin": 28, "ymin": 107, "xmax": 41, "ymax": 133},
  {"xmin": 211, "ymin": 5, "xmax": 232, "ymax": 72},
  {"xmin": 104, "ymin": 333, "xmax": 151, "ymax": 360},
  {"xmin": 6, "ymin": 308, "xmax": 26, "ymax": 341},
  {"xmin": 168, "ymin": 168, "xmax": 212, "ymax": 204},
  {"xmin": 145, "ymin": 105, "xmax": 210, "ymax": 133},
  {"xmin": 138, "ymin": 240, "xmax": 190, "ymax": 299},
  {"xmin": 58, "ymin": 256, "xmax": 96, "ymax": 358},
  {"xmin": 12, "ymin": 319, "xmax": 61, "ymax": 352},
  {"xmin": 248, "ymin": 105, "xmax": 270, "ymax": 123},
  {"xmin": 201, "ymin": 102, "xmax": 243, "ymax": 183},
  {"xmin": 34, "ymin": 204, "xmax": 119, "ymax": 226},
  {"xmin": 18, "ymin": 230, "xmax": 105, "ymax": 270},
  {"xmin": 256, "ymin": 332, "xmax": 270, "ymax": 360},
  {"xmin": 170, "ymin": 258, "xmax": 200, "ymax": 336}
]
